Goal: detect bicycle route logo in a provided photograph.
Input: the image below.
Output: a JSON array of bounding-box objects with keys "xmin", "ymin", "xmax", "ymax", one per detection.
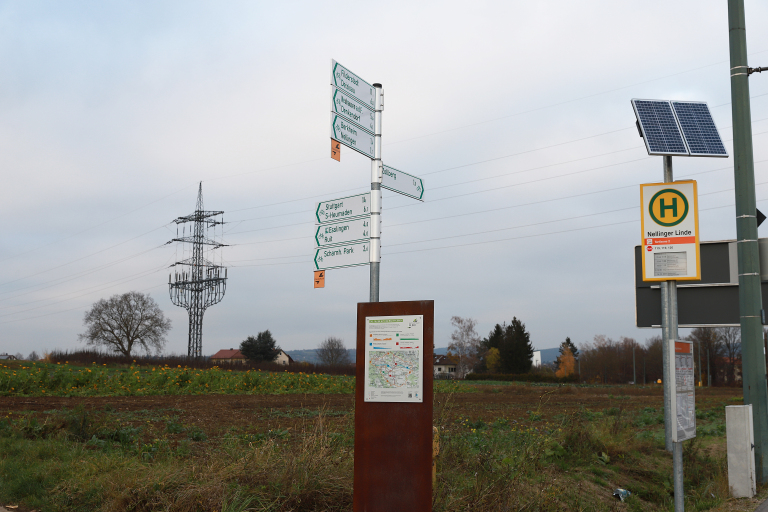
[{"xmin": 648, "ymin": 189, "xmax": 689, "ymax": 227}]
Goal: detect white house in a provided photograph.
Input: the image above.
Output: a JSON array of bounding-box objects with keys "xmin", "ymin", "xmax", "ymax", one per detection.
[
  {"xmin": 532, "ymin": 350, "xmax": 542, "ymax": 368},
  {"xmin": 274, "ymin": 349, "xmax": 294, "ymax": 366},
  {"xmin": 434, "ymin": 355, "xmax": 457, "ymax": 378}
]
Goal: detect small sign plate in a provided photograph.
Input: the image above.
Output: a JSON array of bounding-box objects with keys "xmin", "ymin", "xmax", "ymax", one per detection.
[{"xmin": 314, "ymin": 270, "xmax": 325, "ymax": 288}]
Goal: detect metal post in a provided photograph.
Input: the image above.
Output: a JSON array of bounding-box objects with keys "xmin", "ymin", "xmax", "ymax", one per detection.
[
  {"xmin": 369, "ymin": 83, "xmax": 383, "ymax": 303},
  {"xmin": 707, "ymin": 345, "xmax": 711, "ymax": 387},
  {"xmin": 643, "ymin": 355, "xmax": 646, "ymax": 385},
  {"xmin": 674, "ymin": 442, "xmax": 684, "ymax": 511},
  {"xmin": 660, "ymin": 155, "xmax": 677, "ymax": 453},
  {"xmin": 729, "ymin": 0, "xmax": 768, "ymax": 482}
]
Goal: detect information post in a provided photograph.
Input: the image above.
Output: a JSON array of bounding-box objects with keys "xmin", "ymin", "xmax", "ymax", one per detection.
[{"xmin": 354, "ymin": 301, "xmax": 434, "ymax": 512}]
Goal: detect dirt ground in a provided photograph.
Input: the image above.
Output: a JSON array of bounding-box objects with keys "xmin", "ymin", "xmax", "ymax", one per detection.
[{"xmin": 0, "ymin": 383, "xmax": 740, "ymax": 437}]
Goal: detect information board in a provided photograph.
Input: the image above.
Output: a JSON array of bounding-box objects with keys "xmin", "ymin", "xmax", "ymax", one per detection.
[
  {"xmin": 640, "ymin": 180, "xmax": 701, "ymax": 281},
  {"xmin": 364, "ymin": 315, "xmax": 424, "ymax": 403},
  {"xmin": 672, "ymin": 340, "xmax": 696, "ymax": 442}
]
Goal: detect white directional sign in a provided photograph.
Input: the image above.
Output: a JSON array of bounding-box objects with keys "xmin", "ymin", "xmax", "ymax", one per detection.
[
  {"xmin": 315, "ymin": 217, "xmax": 372, "ymax": 248},
  {"xmin": 314, "ymin": 241, "xmax": 370, "ymax": 270},
  {"xmin": 382, "ymin": 165, "xmax": 424, "ymax": 201},
  {"xmin": 331, "ymin": 87, "xmax": 374, "ymax": 134},
  {"xmin": 316, "ymin": 192, "xmax": 370, "ymax": 224},
  {"xmin": 330, "ymin": 114, "xmax": 375, "ymax": 159},
  {"xmin": 331, "ymin": 60, "xmax": 375, "ymax": 109},
  {"xmin": 640, "ymin": 180, "xmax": 700, "ymax": 281}
]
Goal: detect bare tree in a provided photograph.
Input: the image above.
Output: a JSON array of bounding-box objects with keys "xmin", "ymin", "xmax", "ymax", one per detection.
[
  {"xmin": 78, "ymin": 292, "xmax": 171, "ymax": 357},
  {"xmin": 28, "ymin": 351, "xmax": 39, "ymax": 361},
  {"xmin": 448, "ymin": 316, "xmax": 481, "ymax": 378},
  {"xmin": 14, "ymin": 353, "xmax": 24, "ymax": 361},
  {"xmin": 717, "ymin": 327, "xmax": 741, "ymax": 384},
  {"xmin": 317, "ymin": 337, "xmax": 351, "ymax": 366}
]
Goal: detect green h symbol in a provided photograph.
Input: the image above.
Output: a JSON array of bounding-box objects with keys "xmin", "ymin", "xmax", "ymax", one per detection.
[{"xmin": 659, "ymin": 197, "xmax": 677, "ymax": 218}]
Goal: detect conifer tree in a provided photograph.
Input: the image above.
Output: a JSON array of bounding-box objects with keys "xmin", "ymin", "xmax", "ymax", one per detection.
[{"xmin": 499, "ymin": 317, "xmax": 534, "ymax": 373}]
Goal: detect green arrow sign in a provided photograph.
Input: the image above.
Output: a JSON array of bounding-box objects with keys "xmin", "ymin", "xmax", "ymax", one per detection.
[
  {"xmin": 330, "ymin": 114, "xmax": 374, "ymax": 159},
  {"xmin": 382, "ymin": 165, "xmax": 424, "ymax": 201},
  {"xmin": 314, "ymin": 241, "xmax": 370, "ymax": 270},
  {"xmin": 315, "ymin": 217, "xmax": 371, "ymax": 248},
  {"xmin": 316, "ymin": 192, "xmax": 370, "ymax": 224},
  {"xmin": 331, "ymin": 86, "xmax": 374, "ymax": 134},
  {"xmin": 331, "ymin": 60, "xmax": 375, "ymax": 109}
]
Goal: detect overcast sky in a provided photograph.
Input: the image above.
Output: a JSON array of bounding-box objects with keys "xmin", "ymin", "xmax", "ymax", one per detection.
[{"xmin": 1, "ymin": 0, "xmax": 768, "ymax": 358}]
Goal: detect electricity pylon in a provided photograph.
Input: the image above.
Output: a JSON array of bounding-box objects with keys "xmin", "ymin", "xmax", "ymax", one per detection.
[{"xmin": 168, "ymin": 183, "xmax": 227, "ymax": 357}]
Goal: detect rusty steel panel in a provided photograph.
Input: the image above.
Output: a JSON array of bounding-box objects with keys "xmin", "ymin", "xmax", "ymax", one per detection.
[{"xmin": 354, "ymin": 300, "xmax": 434, "ymax": 512}]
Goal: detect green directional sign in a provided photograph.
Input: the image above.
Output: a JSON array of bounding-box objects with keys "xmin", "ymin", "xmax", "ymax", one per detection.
[
  {"xmin": 330, "ymin": 59, "xmax": 375, "ymax": 109},
  {"xmin": 382, "ymin": 165, "xmax": 424, "ymax": 201},
  {"xmin": 331, "ymin": 86, "xmax": 374, "ymax": 134},
  {"xmin": 330, "ymin": 114, "xmax": 374, "ymax": 159},
  {"xmin": 315, "ymin": 217, "xmax": 371, "ymax": 248},
  {"xmin": 314, "ymin": 241, "xmax": 370, "ymax": 270},
  {"xmin": 316, "ymin": 192, "xmax": 370, "ymax": 224}
]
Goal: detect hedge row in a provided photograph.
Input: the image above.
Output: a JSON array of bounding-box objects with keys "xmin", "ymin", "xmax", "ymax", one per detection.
[{"xmin": 465, "ymin": 373, "xmax": 579, "ymax": 384}]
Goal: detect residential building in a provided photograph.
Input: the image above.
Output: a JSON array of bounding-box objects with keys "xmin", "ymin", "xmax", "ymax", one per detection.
[
  {"xmin": 275, "ymin": 349, "xmax": 293, "ymax": 366},
  {"xmin": 434, "ymin": 354, "xmax": 457, "ymax": 378},
  {"xmin": 210, "ymin": 348, "xmax": 247, "ymax": 364}
]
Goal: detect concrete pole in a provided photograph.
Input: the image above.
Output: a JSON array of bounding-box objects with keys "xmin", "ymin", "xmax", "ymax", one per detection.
[
  {"xmin": 728, "ymin": 0, "xmax": 768, "ymax": 483},
  {"xmin": 369, "ymin": 84, "xmax": 383, "ymax": 303},
  {"xmin": 660, "ymin": 155, "xmax": 677, "ymax": 453}
]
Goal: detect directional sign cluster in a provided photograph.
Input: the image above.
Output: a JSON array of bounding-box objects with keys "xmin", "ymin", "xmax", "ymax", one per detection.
[
  {"xmin": 314, "ymin": 192, "xmax": 372, "ymax": 270},
  {"xmin": 330, "ymin": 60, "xmax": 375, "ymax": 159}
]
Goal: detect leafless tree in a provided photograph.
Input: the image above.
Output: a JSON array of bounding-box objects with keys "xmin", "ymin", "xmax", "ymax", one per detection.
[
  {"xmin": 448, "ymin": 316, "xmax": 481, "ymax": 378},
  {"xmin": 14, "ymin": 353, "xmax": 24, "ymax": 361},
  {"xmin": 717, "ymin": 327, "xmax": 741, "ymax": 384},
  {"xmin": 317, "ymin": 337, "xmax": 351, "ymax": 366},
  {"xmin": 78, "ymin": 291, "xmax": 171, "ymax": 357},
  {"xmin": 28, "ymin": 351, "xmax": 39, "ymax": 361}
]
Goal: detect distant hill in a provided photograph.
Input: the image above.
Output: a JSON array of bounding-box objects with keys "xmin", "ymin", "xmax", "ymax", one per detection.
[{"xmin": 287, "ymin": 346, "xmax": 560, "ymax": 364}]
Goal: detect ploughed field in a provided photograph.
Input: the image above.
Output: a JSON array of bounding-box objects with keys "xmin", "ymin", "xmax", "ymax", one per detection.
[{"xmin": 0, "ymin": 364, "xmax": 753, "ymax": 511}]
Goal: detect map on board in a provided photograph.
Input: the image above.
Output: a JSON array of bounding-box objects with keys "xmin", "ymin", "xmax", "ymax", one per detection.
[
  {"xmin": 364, "ymin": 315, "xmax": 424, "ymax": 403},
  {"xmin": 368, "ymin": 350, "xmax": 420, "ymax": 389}
]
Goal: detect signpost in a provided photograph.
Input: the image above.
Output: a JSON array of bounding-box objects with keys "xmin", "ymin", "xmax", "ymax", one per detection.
[
  {"xmin": 382, "ymin": 165, "xmax": 424, "ymax": 201},
  {"xmin": 330, "ymin": 114, "xmax": 375, "ymax": 159},
  {"xmin": 315, "ymin": 217, "xmax": 370, "ymax": 248},
  {"xmin": 316, "ymin": 193, "xmax": 370, "ymax": 224},
  {"xmin": 640, "ymin": 181, "xmax": 701, "ymax": 281},
  {"xmin": 331, "ymin": 87, "xmax": 375, "ymax": 134},
  {"xmin": 331, "ymin": 59, "xmax": 375, "ymax": 109},
  {"xmin": 314, "ymin": 241, "xmax": 370, "ymax": 271}
]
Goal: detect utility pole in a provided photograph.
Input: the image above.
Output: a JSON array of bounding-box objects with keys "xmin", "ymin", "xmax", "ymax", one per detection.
[
  {"xmin": 168, "ymin": 183, "xmax": 228, "ymax": 357},
  {"xmin": 370, "ymin": 83, "xmax": 383, "ymax": 303},
  {"xmin": 728, "ymin": 0, "xmax": 768, "ymax": 483},
  {"xmin": 697, "ymin": 340, "xmax": 703, "ymax": 387},
  {"xmin": 660, "ymin": 155, "xmax": 677, "ymax": 453}
]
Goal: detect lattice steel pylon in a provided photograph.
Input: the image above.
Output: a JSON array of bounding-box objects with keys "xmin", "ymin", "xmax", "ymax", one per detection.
[{"xmin": 168, "ymin": 183, "xmax": 227, "ymax": 357}]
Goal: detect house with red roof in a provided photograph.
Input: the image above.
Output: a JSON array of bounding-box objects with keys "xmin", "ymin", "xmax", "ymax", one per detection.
[{"xmin": 210, "ymin": 348, "xmax": 247, "ymax": 364}]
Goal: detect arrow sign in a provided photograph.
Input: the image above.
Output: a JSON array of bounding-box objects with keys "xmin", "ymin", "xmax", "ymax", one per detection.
[
  {"xmin": 331, "ymin": 86, "xmax": 374, "ymax": 134},
  {"xmin": 331, "ymin": 60, "xmax": 375, "ymax": 109},
  {"xmin": 382, "ymin": 165, "xmax": 424, "ymax": 201},
  {"xmin": 316, "ymin": 192, "xmax": 370, "ymax": 224},
  {"xmin": 314, "ymin": 241, "xmax": 370, "ymax": 270},
  {"xmin": 330, "ymin": 114, "xmax": 374, "ymax": 159},
  {"xmin": 315, "ymin": 217, "xmax": 372, "ymax": 247}
]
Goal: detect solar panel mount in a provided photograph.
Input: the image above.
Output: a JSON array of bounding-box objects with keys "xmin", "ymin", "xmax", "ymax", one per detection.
[{"xmin": 631, "ymin": 99, "xmax": 727, "ymax": 158}]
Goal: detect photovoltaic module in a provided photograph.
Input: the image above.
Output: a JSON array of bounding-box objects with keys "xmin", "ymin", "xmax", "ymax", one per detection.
[{"xmin": 631, "ymin": 99, "xmax": 727, "ymax": 158}]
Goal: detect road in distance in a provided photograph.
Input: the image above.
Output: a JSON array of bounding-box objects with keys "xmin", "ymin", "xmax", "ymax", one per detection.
[
  {"xmin": 314, "ymin": 241, "xmax": 370, "ymax": 270},
  {"xmin": 315, "ymin": 216, "xmax": 371, "ymax": 247},
  {"xmin": 316, "ymin": 192, "xmax": 370, "ymax": 224}
]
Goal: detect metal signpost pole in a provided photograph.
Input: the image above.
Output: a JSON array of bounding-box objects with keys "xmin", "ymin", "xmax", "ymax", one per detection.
[
  {"xmin": 660, "ymin": 155, "xmax": 677, "ymax": 453},
  {"xmin": 369, "ymin": 84, "xmax": 383, "ymax": 303},
  {"xmin": 729, "ymin": 0, "xmax": 768, "ymax": 483}
]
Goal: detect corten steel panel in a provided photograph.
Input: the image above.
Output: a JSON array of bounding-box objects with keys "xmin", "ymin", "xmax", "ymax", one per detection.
[{"xmin": 354, "ymin": 300, "xmax": 434, "ymax": 512}]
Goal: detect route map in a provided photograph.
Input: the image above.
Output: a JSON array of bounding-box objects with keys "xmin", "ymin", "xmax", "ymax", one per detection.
[
  {"xmin": 368, "ymin": 350, "xmax": 420, "ymax": 389},
  {"xmin": 364, "ymin": 315, "xmax": 424, "ymax": 403}
]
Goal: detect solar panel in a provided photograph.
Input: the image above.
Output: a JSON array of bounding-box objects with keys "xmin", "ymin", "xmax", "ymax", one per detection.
[
  {"xmin": 671, "ymin": 101, "xmax": 728, "ymax": 157},
  {"xmin": 631, "ymin": 99, "xmax": 689, "ymax": 156}
]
